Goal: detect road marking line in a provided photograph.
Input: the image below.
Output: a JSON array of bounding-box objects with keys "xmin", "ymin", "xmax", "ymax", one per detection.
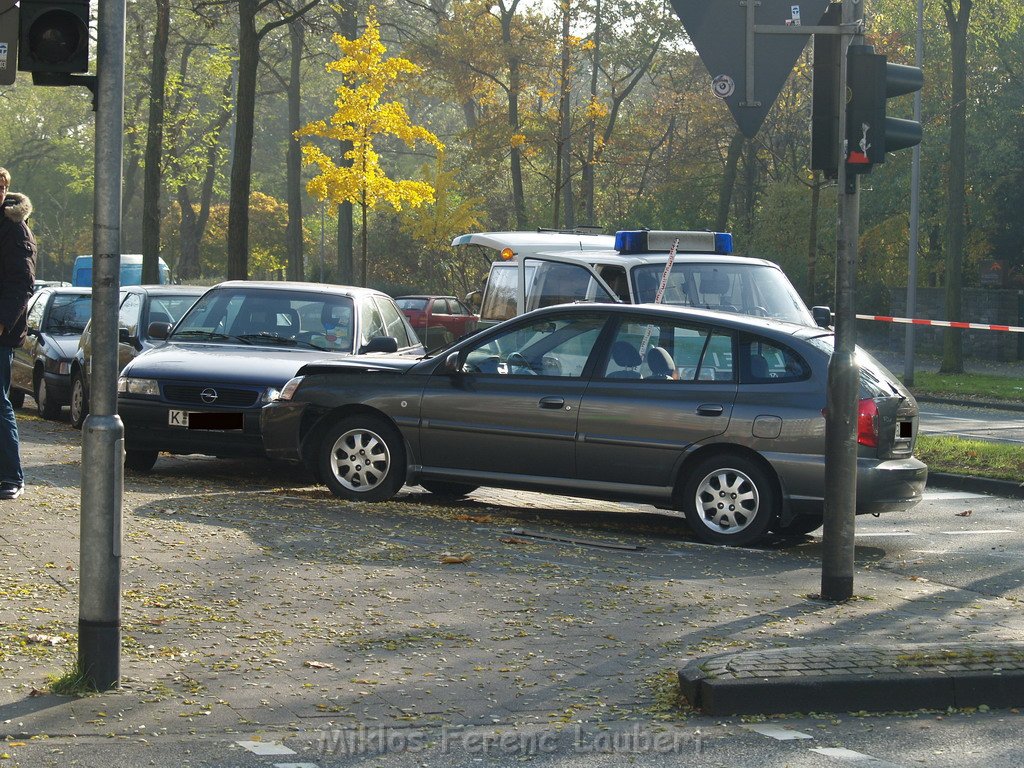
[
  {"xmin": 743, "ymin": 723, "xmax": 813, "ymax": 740},
  {"xmin": 274, "ymin": 764, "xmax": 319, "ymax": 768},
  {"xmin": 236, "ymin": 740, "xmax": 296, "ymax": 756},
  {"xmin": 810, "ymin": 746, "xmax": 902, "ymax": 765},
  {"xmin": 854, "ymin": 532, "xmax": 914, "ymax": 537},
  {"xmin": 941, "ymin": 529, "xmax": 1015, "ymax": 535}
]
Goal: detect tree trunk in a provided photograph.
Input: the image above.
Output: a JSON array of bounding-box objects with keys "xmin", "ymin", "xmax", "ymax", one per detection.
[
  {"xmin": 556, "ymin": 0, "xmax": 574, "ymax": 230},
  {"xmin": 500, "ymin": 3, "xmax": 527, "ymax": 229},
  {"xmin": 715, "ymin": 130, "xmax": 745, "ymax": 232},
  {"xmin": 227, "ymin": 0, "xmax": 259, "ymax": 280},
  {"xmin": 141, "ymin": 0, "xmax": 170, "ymax": 284},
  {"xmin": 177, "ymin": 187, "xmax": 201, "ymax": 280},
  {"xmin": 581, "ymin": 0, "xmax": 600, "ymax": 226},
  {"xmin": 335, "ymin": 3, "xmax": 357, "ymax": 283},
  {"xmin": 286, "ymin": 19, "xmax": 305, "ymax": 282},
  {"xmin": 940, "ymin": 0, "xmax": 971, "ymax": 374}
]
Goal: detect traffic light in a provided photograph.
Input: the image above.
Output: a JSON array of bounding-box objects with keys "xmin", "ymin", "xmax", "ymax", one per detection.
[
  {"xmin": 845, "ymin": 44, "xmax": 923, "ymax": 173},
  {"xmin": 810, "ymin": 3, "xmax": 842, "ymax": 178},
  {"xmin": 18, "ymin": 0, "xmax": 89, "ymax": 74}
]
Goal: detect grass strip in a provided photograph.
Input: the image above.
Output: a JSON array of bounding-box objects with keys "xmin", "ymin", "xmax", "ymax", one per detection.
[{"xmin": 916, "ymin": 435, "xmax": 1024, "ymax": 482}]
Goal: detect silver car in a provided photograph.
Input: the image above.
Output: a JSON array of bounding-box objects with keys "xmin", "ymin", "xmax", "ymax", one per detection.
[{"xmin": 261, "ymin": 303, "xmax": 927, "ymax": 546}]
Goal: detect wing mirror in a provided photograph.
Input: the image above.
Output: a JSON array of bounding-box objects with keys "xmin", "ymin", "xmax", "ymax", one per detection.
[
  {"xmin": 811, "ymin": 306, "xmax": 834, "ymax": 328},
  {"xmin": 360, "ymin": 336, "xmax": 399, "ymax": 354},
  {"xmin": 443, "ymin": 350, "xmax": 462, "ymax": 373},
  {"xmin": 148, "ymin": 321, "xmax": 172, "ymax": 340}
]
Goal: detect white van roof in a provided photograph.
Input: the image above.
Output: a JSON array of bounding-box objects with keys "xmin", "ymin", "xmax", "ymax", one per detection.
[{"xmin": 451, "ymin": 231, "xmax": 615, "ymax": 258}]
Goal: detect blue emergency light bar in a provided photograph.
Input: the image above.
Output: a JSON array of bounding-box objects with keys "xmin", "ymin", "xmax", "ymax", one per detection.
[{"xmin": 614, "ymin": 230, "xmax": 733, "ymax": 255}]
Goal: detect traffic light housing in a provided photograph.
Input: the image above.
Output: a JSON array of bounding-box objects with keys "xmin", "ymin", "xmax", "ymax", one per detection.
[
  {"xmin": 845, "ymin": 44, "xmax": 923, "ymax": 173},
  {"xmin": 18, "ymin": 0, "xmax": 89, "ymax": 74},
  {"xmin": 810, "ymin": 3, "xmax": 842, "ymax": 177}
]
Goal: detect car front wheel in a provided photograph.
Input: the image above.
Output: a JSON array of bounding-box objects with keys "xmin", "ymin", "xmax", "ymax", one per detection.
[
  {"xmin": 680, "ymin": 455, "xmax": 775, "ymax": 546},
  {"xmin": 35, "ymin": 377, "xmax": 62, "ymax": 420},
  {"xmin": 319, "ymin": 415, "xmax": 405, "ymax": 502},
  {"xmin": 70, "ymin": 372, "xmax": 88, "ymax": 429}
]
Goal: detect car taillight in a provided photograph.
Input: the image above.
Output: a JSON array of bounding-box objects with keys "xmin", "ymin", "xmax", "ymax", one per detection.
[{"xmin": 857, "ymin": 397, "xmax": 879, "ymax": 448}]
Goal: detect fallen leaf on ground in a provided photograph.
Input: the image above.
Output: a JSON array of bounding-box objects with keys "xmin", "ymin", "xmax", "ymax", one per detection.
[
  {"xmin": 955, "ymin": 509, "xmax": 973, "ymax": 517},
  {"xmin": 499, "ymin": 537, "xmax": 531, "ymax": 546},
  {"xmin": 440, "ymin": 553, "xmax": 473, "ymax": 564},
  {"xmin": 453, "ymin": 514, "xmax": 492, "ymax": 523},
  {"xmin": 303, "ymin": 660, "xmax": 336, "ymax": 670},
  {"xmin": 25, "ymin": 634, "xmax": 65, "ymax": 646}
]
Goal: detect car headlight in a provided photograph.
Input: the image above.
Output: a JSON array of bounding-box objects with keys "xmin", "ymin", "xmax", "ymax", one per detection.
[
  {"xmin": 262, "ymin": 386, "xmax": 281, "ymax": 404},
  {"xmin": 274, "ymin": 376, "xmax": 305, "ymax": 402},
  {"xmin": 58, "ymin": 361, "xmax": 72, "ymax": 375},
  {"xmin": 117, "ymin": 377, "xmax": 160, "ymax": 396}
]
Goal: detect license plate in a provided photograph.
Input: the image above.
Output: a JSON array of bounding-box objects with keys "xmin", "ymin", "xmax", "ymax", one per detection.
[{"xmin": 168, "ymin": 410, "xmax": 244, "ymax": 430}]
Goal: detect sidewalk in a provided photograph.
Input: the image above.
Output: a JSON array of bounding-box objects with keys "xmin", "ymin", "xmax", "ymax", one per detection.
[{"xmin": 1, "ymin": 412, "xmax": 1023, "ymax": 758}]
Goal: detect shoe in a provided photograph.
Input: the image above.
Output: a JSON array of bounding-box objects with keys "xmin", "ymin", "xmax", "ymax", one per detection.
[{"xmin": 0, "ymin": 482, "xmax": 24, "ymax": 500}]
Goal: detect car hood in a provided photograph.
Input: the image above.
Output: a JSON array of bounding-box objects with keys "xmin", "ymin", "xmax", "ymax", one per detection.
[
  {"xmin": 44, "ymin": 335, "xmax": 83, "ymax": 359},
  {"xmin": 123, "ymin": 342, "xmax": 357, "ymax": 386},
  {"xmin": 297, "ymin": 355, "xmax": 424, "ymax": 377}
]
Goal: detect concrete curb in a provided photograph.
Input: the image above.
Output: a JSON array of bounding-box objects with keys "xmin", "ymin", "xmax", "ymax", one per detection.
[
  {"xmin": 678, "ymin": 642, "xmax": 1024, "ymax": 716},
  {"xmin": 927, "ymin": 472, "xmax": 1024, "ymax": 500}
]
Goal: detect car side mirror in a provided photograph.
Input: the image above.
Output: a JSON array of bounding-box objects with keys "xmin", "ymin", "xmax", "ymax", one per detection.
[
  {"xmin": 118, "ymin": 327, "xmax": 131, "ymax": 344},
  {"xmin": 148, "ymin": 321, "xmax": 172, "ymax": 340},
  {"xmin": 360, "ymin": 336, "xmax": 399, "ymax": 354},
  {"xmin": 443, "ymin": 350, "xmax": 462, "ymax": 373},
  {"xmin": 812, "ymin": 306, "xmax": 834, "ymax": 328},
  {"xmin": 27, "ymin": 328, "xmax": 39, "ymax": 337}
]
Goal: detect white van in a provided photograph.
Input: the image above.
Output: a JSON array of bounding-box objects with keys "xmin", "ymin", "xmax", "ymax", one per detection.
[
  {"xmin": 452, "ymin": 229, "xmax": 829, "ymax": 329},
  {"xmin": 71, "ymin": 254, "xmax": 171, "ymax": 287}
]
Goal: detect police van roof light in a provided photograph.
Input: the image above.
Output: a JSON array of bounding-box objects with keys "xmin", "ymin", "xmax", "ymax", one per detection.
[{"xmin": 614, "ymin": 230, "xmax": 732, "ymax": 255}]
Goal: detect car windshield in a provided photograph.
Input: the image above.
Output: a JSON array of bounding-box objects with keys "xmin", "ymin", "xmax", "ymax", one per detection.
[
  {"xmin": 631, "ymin": 263, "xmax": 815, "ymax": 326},
  {"xmin": 43, "ymin": 294, "xmax": 92, "ymax": 333},
  {"xmin": 150, "ymin": 295, "xmax": 201, "ymax": 325},
  {"xmin": 171, "ymin": 287, "xmax": 356, "ymax": 352}
]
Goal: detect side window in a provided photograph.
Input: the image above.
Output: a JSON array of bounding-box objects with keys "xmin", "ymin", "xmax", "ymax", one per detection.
[
  {"xmin": 359, "ymin": 298, "xmax": 387, "ymax": 345},
  {"xmin": 742, "ymin": 336, "xmax": 810, "ymax": 383},
  {"xmin": 600, "ymin": 317, "xmax": 734, "ymax": 382},
  {"xmin": 462, "ymin": 313, "xmax": 605, "ymax": 377},
  {"xmin": 119, "ymin": 293, "xmax": 143, "ymax": 336},
  {"xmin": 26, "ymin": 293, "xmax": 45, "ymax": 331},
  {"xmin": 479, "ymin": 264, "xmax": 518, "ymax": 322},
  {"xmin": 375, "ymin": 297, "xmax": 413, "ymax": 349},
  {"xmin": 452, "ymin": 300, "xmax": 472, "ymax": 316},
  {"xmin": 526, "ymin": 260, "xmax": 614, "ymax": 311}
]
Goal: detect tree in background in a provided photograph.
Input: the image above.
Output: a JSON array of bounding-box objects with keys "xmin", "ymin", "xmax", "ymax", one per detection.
[{"xmin": 298, "ymin": 6, "xmax": 443, "ymax": 286}]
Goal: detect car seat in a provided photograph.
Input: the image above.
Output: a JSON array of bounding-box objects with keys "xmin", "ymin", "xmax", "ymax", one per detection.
[
  {"xmin": 606, "ymin": 340, "xmax": 642, "ymax": 378},
  {"xmin": 646, "ymin": 346, "xmax": 676, "ymax": 379},
  {"xmin": 750, "ymin": 353, "xmax": 770, "ymax": 381}
]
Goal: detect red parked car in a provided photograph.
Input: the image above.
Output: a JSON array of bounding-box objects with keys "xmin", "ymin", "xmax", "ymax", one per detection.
[{"xmin": 396, "ymin": 295, "xmax": 477, "ymax": 347}]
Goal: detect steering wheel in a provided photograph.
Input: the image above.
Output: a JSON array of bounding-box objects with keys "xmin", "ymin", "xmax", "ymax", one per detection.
[
  {"xmin": 505, "ymin": 352, "xmax": 537, "ymax": 375},
  {"xmin": 752, "ymin": 306, "xmax": 770, "ymax": 317}
]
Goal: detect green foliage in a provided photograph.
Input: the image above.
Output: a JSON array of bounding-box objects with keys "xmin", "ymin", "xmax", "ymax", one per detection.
[{"xmin": 916, "ymin": 435, "xmax": 1024, "ymax": 482}]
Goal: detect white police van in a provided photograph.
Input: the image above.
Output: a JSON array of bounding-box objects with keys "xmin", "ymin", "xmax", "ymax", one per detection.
[{"xmin": 452, "ymin": 229, "xmax": 830, "ymax": 329}]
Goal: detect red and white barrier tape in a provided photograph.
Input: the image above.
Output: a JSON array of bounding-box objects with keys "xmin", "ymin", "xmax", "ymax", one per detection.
[{"xmin": 856, "ymin": 314, "xmax": 1024, "ymax": 334}]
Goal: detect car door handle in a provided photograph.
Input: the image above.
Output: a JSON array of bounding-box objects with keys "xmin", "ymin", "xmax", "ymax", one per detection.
[
  {"xmin": 539, "ymin": 396, "xmax": 565, "ymax": 409},
  {"xmin": 696, "ymin": 404, "xmax": 724, "ymax": 416}
]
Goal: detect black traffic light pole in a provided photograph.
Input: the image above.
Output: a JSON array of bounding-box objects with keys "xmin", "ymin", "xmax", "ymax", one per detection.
[{"xmin": 820, "ymin": 0, "xmax": 864, "ymax": 603}]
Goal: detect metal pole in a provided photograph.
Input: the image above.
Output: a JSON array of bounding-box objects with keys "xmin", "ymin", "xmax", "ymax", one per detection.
[
  {"xmin": 79, "ymin": 0, "xmax": 126, "ymax": 690},
  {"xmin": 821, "ymin": 0, "xmax": 863, "ymax": 602},
  {"xmin": 903, "ymin": 0, "xmax": 923, "ymax": 386}
]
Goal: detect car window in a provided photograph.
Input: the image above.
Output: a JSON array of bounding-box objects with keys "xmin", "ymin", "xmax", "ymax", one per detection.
[
  {"xmin": 525, "ymin": 259, "xmax": 615, "ymax": 312},
  {"xmin": 601, "ymin": 316, "xmax": 734, "ymax": 382},
  {"xmin": 375, "ymin": 296, "xmax": 414, "ymax": 349},
  {"xmin": 26, "ymin": 293, "xmax": 45, "ymax": 331},
  {"xmin": 359, "ymin": 297, "xmax": 388, "ymax": 348},
  {"xmin": 452, "ymin": 299, "xmax": 472, "ymax": 316},
  {"xmin": 462, "ymin": 313, "xmax": 606, "ymax": 377},
  {"xmin": 396, "ymin": 298, "xmax": 427, "ymax": 311},
  {"xmin": 44, "ymin": 294, "xmax": 92, "ymax": 333},
  {"xmin": 119, "ymin": 292, "xmax": 143, "ymax": 336},
  {"xmin": 479, "ymin": 264, "xmax": 521, "ymax": 322},
  {"xmin": 740, "ymin": 336, "xmax": 810, "ymax": 384},
  {"xmin": 150, "ymin": 296, "xmax": 200, "ymax": 326},
  {"xmin": 630, "ymin": 262, "xmax": 814, "ymax": 326}
]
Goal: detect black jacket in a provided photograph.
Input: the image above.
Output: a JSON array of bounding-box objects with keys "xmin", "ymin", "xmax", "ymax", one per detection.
[{"xmin": 0, "ymin": 193, "xmax": 37, "ymax": 348}]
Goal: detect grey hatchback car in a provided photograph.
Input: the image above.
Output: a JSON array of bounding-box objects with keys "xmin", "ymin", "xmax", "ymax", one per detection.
[{"xmin": 261, "ymin": 303, "xmax": 927, "ymax": 546}]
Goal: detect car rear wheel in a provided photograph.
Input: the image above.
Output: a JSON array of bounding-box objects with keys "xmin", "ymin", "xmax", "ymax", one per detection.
[
  {"xmin": 124, "ymin": 449, "xmax": 159, "ymax": 472},
  {"xmin": 772, "ymin": 514, "xmax": 823, "ymax": 537},
  {"xmin": 319, "ymin": 415, "xmax": 405, "ymax": 502},
  {"xmin": 680, "ymin": 455, "xmax": 775, "ymax": 546},
  {"xmin": 419, "ymin": 480, "xmax": 479, "ymax": 498},
  {"xmin": 9, "ymin": 389, "xmax": 24, "ymax": 409},
  {"xmin": 35, "ymin": 377, "xmax": 62, "ymax": 420},
  {"xmin": 70, "ymin": 372, "xmax": 88, "ymax": 429}
]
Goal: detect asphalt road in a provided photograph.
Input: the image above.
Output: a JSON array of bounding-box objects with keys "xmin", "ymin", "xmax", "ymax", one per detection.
[
  {"xmin": 917, "ymin": 401, "xmax": 1024, "ymax": 444},
  {"xmin": 4, "ymin": 413, "xmax": 1024, "ymax": 768}
]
